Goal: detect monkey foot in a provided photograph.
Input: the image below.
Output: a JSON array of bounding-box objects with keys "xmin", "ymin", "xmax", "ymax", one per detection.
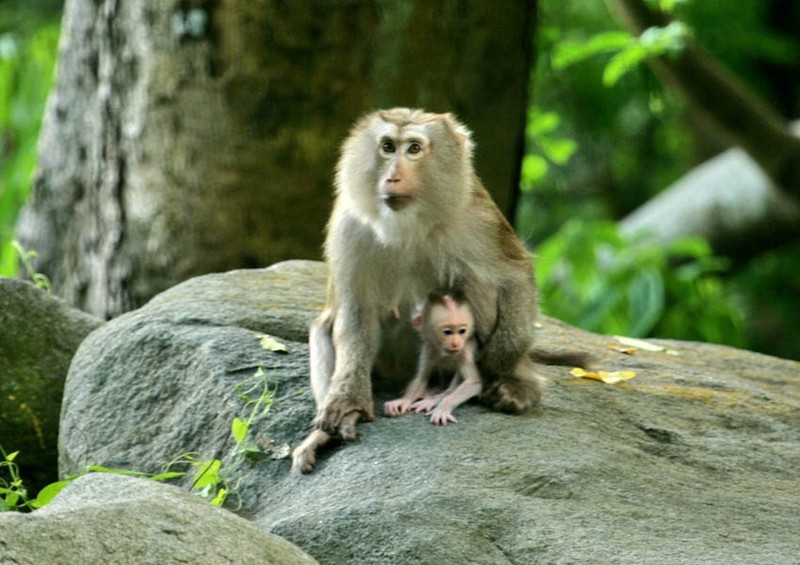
[
  {"xmin": 291, "ymin": 429, "xmax": 330, "ymax": 474},
  {"xmin": 317, "ymin": 395, "xmax": 373, "ymax": 435},
  {"xmin": 337, "ymin": 411, "xmax": 360, "ymax": 441}
]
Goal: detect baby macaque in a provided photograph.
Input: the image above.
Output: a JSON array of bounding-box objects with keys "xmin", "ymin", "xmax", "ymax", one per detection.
[{"xmin": 384, "ymin": 292, "xmax": 482, "ymax": 425}]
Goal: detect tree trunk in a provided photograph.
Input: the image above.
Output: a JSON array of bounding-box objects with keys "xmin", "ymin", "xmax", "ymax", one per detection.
[{"xmin": 17, "ymin": 0, "xmax": 535, "ymax": 318}]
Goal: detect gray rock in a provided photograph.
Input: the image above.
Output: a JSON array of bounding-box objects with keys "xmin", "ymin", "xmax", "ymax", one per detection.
[
  {"xmin": 59, "ymin": 261, "xmax": 325, "ymax": 511},
  {"xmin": 0, "ymin": 472, "xmax": 318, "ymax": 564},
  {"xmin": 0, "ymin": 277, "xmax": 102, "ymax": 489},
  {"xmin": 57, "ymin": 260, "xmax": 800, "ymax": 564}
]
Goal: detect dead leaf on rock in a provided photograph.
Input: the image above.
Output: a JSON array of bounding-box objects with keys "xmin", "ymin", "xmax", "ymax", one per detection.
[
  {"xmin": 612, "ymin": 335, "xmax": 680, "ymax": 356},
  {"xmin": 569, "ymin": 367, "xmax": 637, "ymax": 384},
  {"xmin": 606, "ymin": 343, "xmax": 636, "ymax": 355},
  {"xmin": 254, "ymin": 332, "xmax": 289, "ymax": 353}
]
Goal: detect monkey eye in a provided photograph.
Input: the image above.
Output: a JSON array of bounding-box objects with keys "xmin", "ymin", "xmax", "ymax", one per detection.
[
  {"xmin": 442, "ymin": 328, "xmax": 454, "ymax": 336},
  {"xmin": 381, "ymin": 140, "xmax": 396, "ymax": 153},
  {"xmin": 407, "ymin": 141, "xmax": 422, "ymax": 155},
  {"xmin": 458, "ymin": 327, "xmax": 467, "ymax": 335}
]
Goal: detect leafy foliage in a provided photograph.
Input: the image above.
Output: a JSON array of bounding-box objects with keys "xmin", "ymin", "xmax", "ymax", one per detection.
[
  {"xmin": 0, "ymin": 23, "xmax": 59, "ymax": 276},
  {"xmin": 520, "ymin": 107, "xmax": 578, "ymax": 192},
  {"xmin": 554, "ymin": 22, "xmax": 690, "ymax": 87},
  {"xmin": 537, "ymin": 221, "xmax": 746, "ymax": 346},
  {"xmin": 520, "ymin": 0, "xmax": 800, "ymax": 357},
  {"xmin": 1, "ymin": 367, "xmax": 276, "ymax": 512},
  {"xmin": 12, "ymin": 241, "xmax": 51, "ymax": 291},
  {"xmin": 231, "ymin": 366, "xmax": 277, "ymax": 458}
]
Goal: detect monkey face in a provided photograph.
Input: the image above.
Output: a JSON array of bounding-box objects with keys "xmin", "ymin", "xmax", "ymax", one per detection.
[
  {"xmin": 376, "ymin": 129, "xmax": 429, "ymax": 211},
  {"xmin": 334, "ymin": 108, "xmax": 475, "ymax": 247},
  {"xmin": 438, "ymin": 324, "xmax": 471, "ymax": 354}
]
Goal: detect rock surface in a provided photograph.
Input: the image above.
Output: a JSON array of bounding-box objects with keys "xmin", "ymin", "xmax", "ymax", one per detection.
[
  {"xmin": 0, "ymin": 277, "xmax": 102, "ymax": 489},
  {"xmin": 57, "ymin": 260, "xmax": 800, "ymax": 564},
  {"xmin": 0, "ymin": 472, "xmax": 318, "ymax": 564}
]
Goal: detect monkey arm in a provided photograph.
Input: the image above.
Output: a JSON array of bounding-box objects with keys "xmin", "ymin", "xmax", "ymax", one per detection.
[
  {"xmin": 384, "ymin": 353, "xmax": 433, "ymax": 417},
  {"xmin": 316, "ymin": 210, "xmax": 397, "ymax": 434},
  {"xmin": 411, "ymin": 372, "xmax": 458, "ymax": 414},
  {"xmin": 428, "ymin": 367, "xmax": 482, "ymax": 426},
  {"xmin": 315, "ymin": 305, "xmax": 381, "ymax": 434}
]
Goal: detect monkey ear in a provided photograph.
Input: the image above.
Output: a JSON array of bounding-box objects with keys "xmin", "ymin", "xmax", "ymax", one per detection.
[
  {"xmin": 441, "ymin": 113, "xmax": 474, "ymax": 153},
  {"xmin": 412, "ymin": 313, "xmax": 423, "ymax": 330}
]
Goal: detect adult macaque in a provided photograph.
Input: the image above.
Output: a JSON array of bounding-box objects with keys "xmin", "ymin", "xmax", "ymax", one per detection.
[
  {"xmin": 292, "ymin": 108, "xmax": 587, "ymax": 474},
  {"xmin": 384, "ymin": 291, "xmax": 481, "ymax": 426}
]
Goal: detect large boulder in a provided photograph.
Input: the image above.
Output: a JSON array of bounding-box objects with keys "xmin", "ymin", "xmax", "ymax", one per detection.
[
  {"xmin": 0, "ymin": 277, "xmax": 102, "ymax": 490},
  {"xmin": 57, "ymin": 260, "xmax": 800, "ymax": 564},
  {"xmin": 0, "ymin": 472, "xmax": 317, "ymax": 564}
]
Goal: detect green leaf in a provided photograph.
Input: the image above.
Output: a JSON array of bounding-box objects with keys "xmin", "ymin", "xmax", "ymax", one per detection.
[
  {"xmin": 579, "ymin": 288, "xmax": 624, "ymax": 332},
  {"xmin": 627, "ymin": 268, "xmax": 665, "ymax": 336},
  {"xmin": 231, "ymin": 417, "xmax": 249, "ymax": 445},
  {"xmin": 239, "ymin": 444, "xmax": 262, "ymax": 457},
  {"xmin": 527, "ymin": 110, "xmax": 560, "ymax": 136},
  {"xmin": 191, "ymin": 460, "xmax": 221, "ymax": 490},
  {"xmin": 150, "ymin": 471, "xmax": 186, "ymax": 481},
  {"xmin": 666, "ymin": 236, "xmax": 711, "ymax": 258},
  {"xmin": 521, "ymin": 155, "xmax": 549, "ymax": 189},
  {"xmin": 552, "ymin": 32, "xmax": 633, "ymax": 69},
  {"xmin": 539, "ymin": 137, "xmax": 578, "ymax": 165},
  {"xmin": 30, "ymin": 480, "xmax": 70, "ymax": 509},
  {"xmin": 210, "ymin": 487, "xmax": 227, "ymax": 507},
  {"xmin": 3, "ymin": 491, "xmax": 20, "ymax": 509},
  {"xmin": 658, "ymin": 0, "xmax": 688, "ymax": 12},
  {"xmin": 86, "ymin": 465, "xmax": 152, "ymax": 477},
  {"xmin": 603, "ymin": 45, "xmax": 648, "ymax": 86}
]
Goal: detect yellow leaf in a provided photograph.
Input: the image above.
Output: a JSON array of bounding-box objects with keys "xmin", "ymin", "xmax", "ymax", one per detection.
[
  {"xmin": 569, "ymin": 367, "xmax": 636, "ymax": 384},
  {"xmin": 606, "ymin": 343, "xmax": 636, "ymax": 355},
  {"xmin": 255, "ymin": 333, "xmax": 289, "ymax": 353},
  {"xmin": 613, "ymin": 335, "xmax": 664, "ymax": 352}
]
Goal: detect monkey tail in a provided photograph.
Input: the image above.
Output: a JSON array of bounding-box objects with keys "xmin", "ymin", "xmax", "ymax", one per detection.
[{"xmin": 529, "ymin": 348, "xmax": 595, "ymax": 370}]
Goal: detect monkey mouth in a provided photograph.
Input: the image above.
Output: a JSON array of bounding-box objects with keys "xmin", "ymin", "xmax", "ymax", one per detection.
[{"xmin": 383, "ymin": 195, "xmax": 414, "ymax": 211}]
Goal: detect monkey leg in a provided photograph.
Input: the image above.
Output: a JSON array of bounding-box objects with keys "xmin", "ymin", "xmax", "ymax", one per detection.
[
  {"xmin": 336, "ymin": 410, "xmax": 361, "ymax": 440},
  {"xmin": 481, "ymin": 355, "xmax": 546, "ymax": 414},
  {"xmin": 309, "ymin": 314, "xmax": 336, "ymax": 406},
  {"xmin": 291, "ymin": 429, "xmax": 331, "ymax": 474},
  {"xmin": 291, "ymin": 411, "xmax": 361, "ymax": 474},
  {"xmin": 310, "ymin": 315, "xmax": 374, "ymax": 433}
]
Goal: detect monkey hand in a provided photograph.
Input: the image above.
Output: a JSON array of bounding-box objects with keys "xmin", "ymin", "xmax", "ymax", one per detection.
[
  {"xmin": 429, "ymin": 408, "xmax": 458, "ymax": 426},
  {"xmin": 384, "ymin": 398, "xmax": 413, "ymax": 417},
  {"xmin": 410, "ymin": 397, "xmax": 440, "ymax": 414},
  {"xmin": 316, "ymin": 393, "xmax": 374, "ymax": 438}
]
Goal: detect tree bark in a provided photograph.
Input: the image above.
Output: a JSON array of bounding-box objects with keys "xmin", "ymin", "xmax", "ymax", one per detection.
[{"xmin": 17, "ymin": 0, "xmax": 534, "ymax": 318}]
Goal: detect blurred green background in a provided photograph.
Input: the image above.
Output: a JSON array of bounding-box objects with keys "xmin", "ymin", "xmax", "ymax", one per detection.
[{"xmin": 2, "ymin": 0, "xmax": 798, "ymax": 359}]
